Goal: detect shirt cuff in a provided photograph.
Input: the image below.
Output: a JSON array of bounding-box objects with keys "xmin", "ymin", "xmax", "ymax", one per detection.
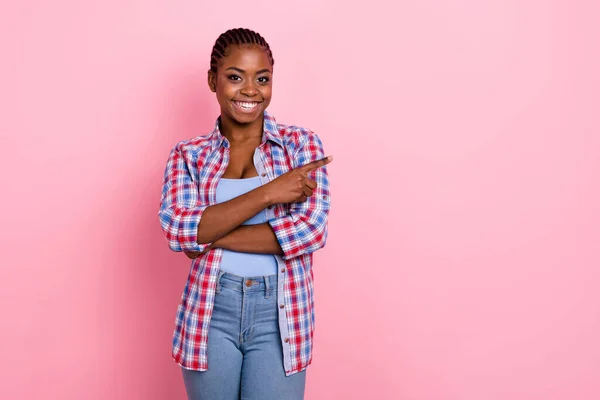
[
  {"xmin": 268, "ymin": 215, "xmax": 302, "ymax": 261},
  {"xmin": 176, "ymin": 205, "xmax": 211, "ymax": 252}
]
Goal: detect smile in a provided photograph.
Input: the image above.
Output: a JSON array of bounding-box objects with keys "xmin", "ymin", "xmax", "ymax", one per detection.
[{"xmin": 233, "ymin": 101, "xmax": 260, "ymax": 112}]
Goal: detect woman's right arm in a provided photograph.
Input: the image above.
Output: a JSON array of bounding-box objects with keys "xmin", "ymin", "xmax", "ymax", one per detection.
[
  {"xmin": 196, "ymin": 156, "xmax": 333, "ymax": 245},
  {"xmin": 195, "ymin": 186, "xmax": 272, "ymax": 244},
  {"xmin": 159, "ymin": 143, "xmax": 331, "ymax": 252},
  {"xmin": 158, "ymin": 145, "xmax": 272, "ymax": 251},
  {"xmin": 158, "ymin": 146, "xmax": 211, "ymax": 252}
]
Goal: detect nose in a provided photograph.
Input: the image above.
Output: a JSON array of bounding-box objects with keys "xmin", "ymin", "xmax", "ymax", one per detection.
[{"xmin": 240, "ymin": 80, "xmax": 258, "ymax": 97}]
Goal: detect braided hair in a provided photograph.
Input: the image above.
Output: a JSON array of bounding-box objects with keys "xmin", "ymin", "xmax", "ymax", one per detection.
[{"xmin": 209, "ymin": 28, "xmax": 274, "ymax": 73}]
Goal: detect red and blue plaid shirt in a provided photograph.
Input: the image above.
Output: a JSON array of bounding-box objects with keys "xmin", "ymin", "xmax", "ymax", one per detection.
[{"xmin": 158, "ymin": 111, "xmax": 330, "ymax": 376}]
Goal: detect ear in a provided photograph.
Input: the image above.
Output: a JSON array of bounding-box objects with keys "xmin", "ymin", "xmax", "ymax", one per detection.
[{"xmin": 207, "ymin": 70, "xmax": 217, "ymax": 93}]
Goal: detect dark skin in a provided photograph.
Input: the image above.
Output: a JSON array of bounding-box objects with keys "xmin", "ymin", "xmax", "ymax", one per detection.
[{"xmin": 184, "ymin": 44, "xmax": 333, "ymax": 260}]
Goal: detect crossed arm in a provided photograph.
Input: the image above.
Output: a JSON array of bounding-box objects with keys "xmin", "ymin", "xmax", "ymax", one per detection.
[
  {"xmin": 158, "ymin": 134, "xmax": 332, "ymax": 261},
  {"xmin": 183, "ymin": 223, "xmax": 282, "ymax": 259}
]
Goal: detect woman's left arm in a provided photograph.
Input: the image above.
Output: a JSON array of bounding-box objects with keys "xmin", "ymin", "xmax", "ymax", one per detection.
[
  {"xmin": 268, "ymin": 132, "xmax": 331, "ymax": 260},
  {"xmin": 184, "ymin": 132, "xmax": 331, "ymax": 260}
]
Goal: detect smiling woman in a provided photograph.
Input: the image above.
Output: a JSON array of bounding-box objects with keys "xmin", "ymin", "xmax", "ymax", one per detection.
[
  {"xmin": 158, "ymin": 28, "xmax": 333, "ymax": 400},
  {"xmin": 208, "ymin": 36, "xmax": 273, "ymax": 127}
]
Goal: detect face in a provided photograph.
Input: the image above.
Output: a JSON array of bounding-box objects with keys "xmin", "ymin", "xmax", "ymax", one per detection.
[{"xmin": 208, "ymin": 44, "xmax": 273, "ymax": 125}]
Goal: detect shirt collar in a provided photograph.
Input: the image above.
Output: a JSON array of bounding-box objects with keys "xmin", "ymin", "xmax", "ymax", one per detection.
[{"xmin": 212, "ymin": 110, "xmax": 283, "ymax": 149}]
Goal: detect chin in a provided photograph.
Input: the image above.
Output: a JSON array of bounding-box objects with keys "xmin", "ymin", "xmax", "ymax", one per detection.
[{"xmin": 230, "ymin": 108, "xmax": 264, "ymax": 125}]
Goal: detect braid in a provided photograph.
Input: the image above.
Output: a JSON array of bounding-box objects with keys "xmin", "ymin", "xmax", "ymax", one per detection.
[{"xmin": 210, "ymin": 28, "xmax": 274, "ymax": 73}]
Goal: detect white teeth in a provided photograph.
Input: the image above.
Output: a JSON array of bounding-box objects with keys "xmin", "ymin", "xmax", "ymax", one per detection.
[{"xmin": 236, "ymin": 101, "xmax": 258, "ymax": 109}]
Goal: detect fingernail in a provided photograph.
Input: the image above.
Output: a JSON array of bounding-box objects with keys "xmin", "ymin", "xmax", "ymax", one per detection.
[{"xmin": 327, "ymin": 155, "xmax": 333, "ymax": 161}]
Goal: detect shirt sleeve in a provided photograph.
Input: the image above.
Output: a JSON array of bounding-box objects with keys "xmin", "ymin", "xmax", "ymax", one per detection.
[
  {"xmin": 158, "ymin": 146, "xmax": 211, "ymax": 252},
  {"xmin": 268, "ymin": 132, "xmax": 331, "ymax": 261}
]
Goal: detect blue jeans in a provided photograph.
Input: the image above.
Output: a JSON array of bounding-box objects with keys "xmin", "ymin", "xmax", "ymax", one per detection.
[{"xmin": 181, "ymin": 272, "xmax": 307, "ymax": 400}]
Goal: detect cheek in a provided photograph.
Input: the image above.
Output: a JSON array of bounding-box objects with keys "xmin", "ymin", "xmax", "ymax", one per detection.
[
  {"xmin": 216, "ymin": 85, "xmax": 234, "ymax": 103},
  {"xmin": 261, "ymin": 86, "xmax": 273, "ymax": 98}
]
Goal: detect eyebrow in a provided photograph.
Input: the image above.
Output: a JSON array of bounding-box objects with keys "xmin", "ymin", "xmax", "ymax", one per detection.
[{"xmin": 225, "ymin": 67, "xmax": 272, "ymax": 74}]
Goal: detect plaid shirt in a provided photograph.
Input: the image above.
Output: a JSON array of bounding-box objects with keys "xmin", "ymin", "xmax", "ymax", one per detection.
[{"xmin": 158, "ymin": 111, "xmax": 330, "ymax": 376}]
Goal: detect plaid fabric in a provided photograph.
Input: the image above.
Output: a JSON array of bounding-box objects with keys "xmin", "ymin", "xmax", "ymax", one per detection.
[{"xmin": 158, "ymin": 111, "xmax": 330, "ymax": 376}]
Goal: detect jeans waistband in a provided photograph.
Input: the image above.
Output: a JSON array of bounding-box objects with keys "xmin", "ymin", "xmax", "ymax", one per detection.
[{"xmin": 216, "ymin": 271, "xmax": 278, "ymax": 298}]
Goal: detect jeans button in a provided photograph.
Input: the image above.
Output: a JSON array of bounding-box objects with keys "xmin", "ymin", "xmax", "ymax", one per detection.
[{"xmin": 245, "ymin": 280, "xmax": 253, "ymax": 287}]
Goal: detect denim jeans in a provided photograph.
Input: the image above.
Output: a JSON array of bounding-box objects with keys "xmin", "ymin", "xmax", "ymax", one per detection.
[{"xmin": 181, "ymin": 271, "xmax": 307, "ymax": 400}]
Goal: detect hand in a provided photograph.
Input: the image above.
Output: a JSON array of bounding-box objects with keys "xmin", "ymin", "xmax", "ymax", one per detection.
[{"xmin": 263, "ymin": 156, "xmax": 333, "ymax": 205}]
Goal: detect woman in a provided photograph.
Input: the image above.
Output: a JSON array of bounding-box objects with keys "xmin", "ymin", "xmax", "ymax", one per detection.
[{"xmin": 158, "ymin": 28, "xmax": 332, "ymax": 400}]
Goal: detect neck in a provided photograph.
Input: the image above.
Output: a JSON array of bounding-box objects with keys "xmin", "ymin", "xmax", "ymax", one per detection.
[{"xmin": 219, "ymin": 114, "xmax": 264, "ymax": 144}]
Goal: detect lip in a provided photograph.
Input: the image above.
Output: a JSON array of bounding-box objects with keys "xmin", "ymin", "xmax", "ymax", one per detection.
[{"xmin": 232, "ymin": 100, "xmax": 262, "ymax": 113}]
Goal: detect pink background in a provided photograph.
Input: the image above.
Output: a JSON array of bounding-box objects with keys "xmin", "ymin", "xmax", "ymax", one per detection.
[{"xmin": 1, "ymin": 1, "xmax": 599, "ymax": 399}]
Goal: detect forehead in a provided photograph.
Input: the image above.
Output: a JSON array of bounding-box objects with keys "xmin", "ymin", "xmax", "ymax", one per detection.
[{"xmin": 218, "ymin": 44, "xmax": 272, "ymax": 71}]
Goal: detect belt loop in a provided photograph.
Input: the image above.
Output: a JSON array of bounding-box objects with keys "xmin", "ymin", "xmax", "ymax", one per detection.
[
  {"xmin": 264, "ymin": 275, "xmax": 270, "ymax": 298},
  {"xmin": 216, "ymin": 270, "xmax": 226, "ymax": 294}
]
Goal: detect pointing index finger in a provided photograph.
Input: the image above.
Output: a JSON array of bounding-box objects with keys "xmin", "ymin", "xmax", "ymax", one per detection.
[{"xmin": 299, "ymin": 155, "xmax": 333, "ymax": 173}]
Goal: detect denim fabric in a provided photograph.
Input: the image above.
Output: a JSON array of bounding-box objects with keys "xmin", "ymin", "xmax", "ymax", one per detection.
[{"xmin": 181, "ymin": 272, "xmax": 306, "ymax": 400}]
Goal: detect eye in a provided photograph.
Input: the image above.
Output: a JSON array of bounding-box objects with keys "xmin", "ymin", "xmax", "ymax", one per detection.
[
  {"xmin": 257, "ymin": 76, "xmax": 270, "ymax": 84},
  {"xmin": 227, "ymin": 75, "xmax": 242, "ymax": 81}
]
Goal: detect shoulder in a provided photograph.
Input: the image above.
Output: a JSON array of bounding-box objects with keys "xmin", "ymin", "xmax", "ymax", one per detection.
[
  {"xmin": 171, "ymin": 132, "xmax": 216, "ymax": 159},
  {"xmin": 275, "ymin": 121, "xmax": 325, "ymax": 153},
  {"xmin": 264, "ymin": 111, "xmax": 326, "ymax": 152}
]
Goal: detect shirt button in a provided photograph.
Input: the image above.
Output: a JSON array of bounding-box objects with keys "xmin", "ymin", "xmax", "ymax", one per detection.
[
  {"xmin": 322, "ymin": 195, "xmax": 327, "ymax": 200},
  {"xmin": 279, "ymin": 304, "xmax": 284, "ymax": 309},
  {"xmin": 284, "ymin": 338, "xmax": 289, "ymax": 343},
  {"xmin": 245, "ymin": 280, "xmax": 253, "ymax": 287},
  {"xmin": 267, "ymin": 205, "xmax": 273, "ymax": 209},
  {"xmin": 281, "ymin": 268, "xmax": 285, "ymax": 273},
  {"xmin": 261, "ymin": 173, "xmax": 267, "ymax": 177}
]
